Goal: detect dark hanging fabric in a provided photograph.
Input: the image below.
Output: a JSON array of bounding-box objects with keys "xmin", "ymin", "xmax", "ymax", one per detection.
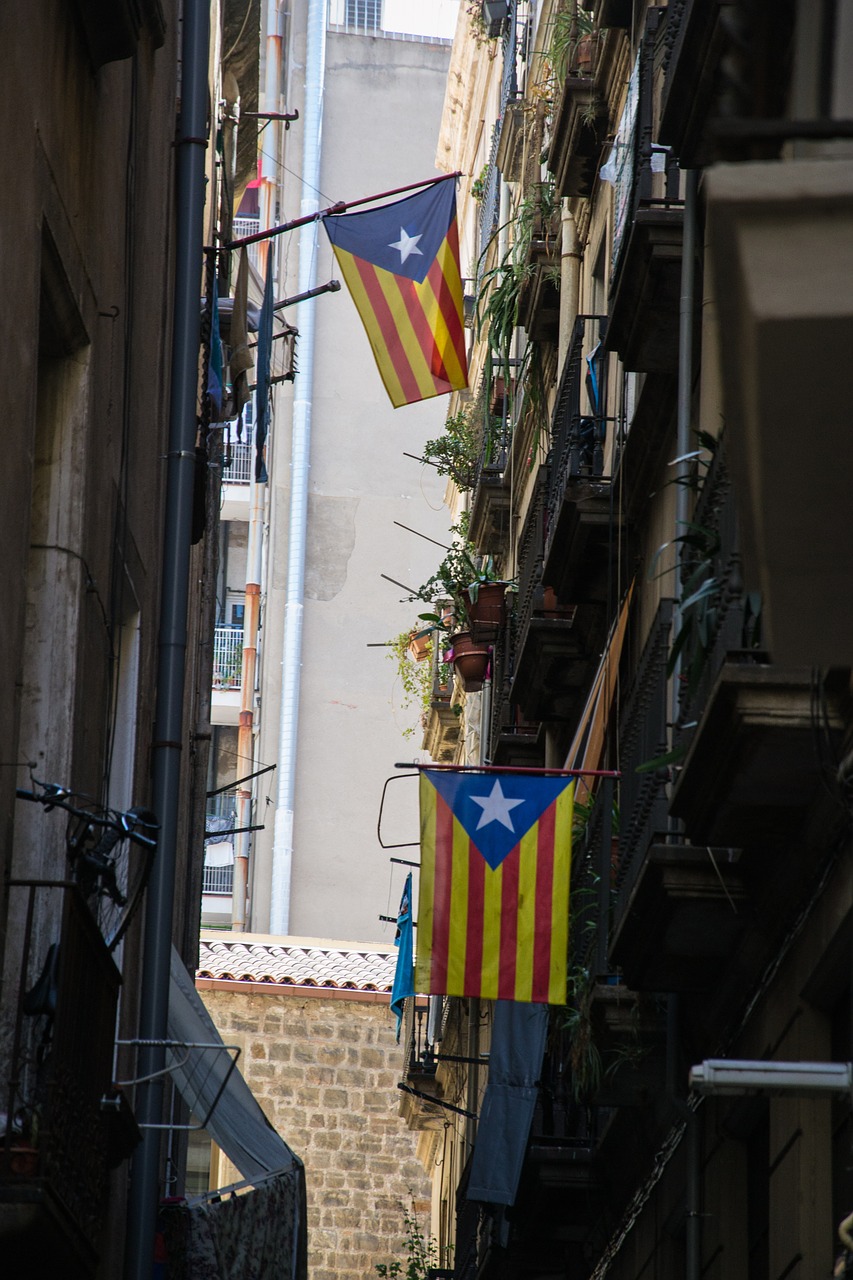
[{"xmin": 466, "ymin": 1000, "xmax": 549, "ymax": 1205}]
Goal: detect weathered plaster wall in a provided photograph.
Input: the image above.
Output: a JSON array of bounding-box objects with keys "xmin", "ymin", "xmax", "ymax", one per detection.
[{"xmin": 201, "ymin": 985, "xmax": 432, "ymax": 1280}]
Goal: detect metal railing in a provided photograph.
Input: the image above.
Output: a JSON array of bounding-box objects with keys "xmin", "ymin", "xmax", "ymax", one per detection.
[
  {"xmin": 672, "ymin": 438, "xmax": 759, "ymax": 754},
  {"xmin": 401, "ymin": 996, "xmax": 434, "ymax": 1078},
  {"xmin": 221, "ymin": 426, "xmax": 254, "ymax": 485},
  {"xmin": 202, "ymin": 864, "xmax": 234, "ymax": 896},
  {"xmin": 546, "ymin": 315, "xmax": 611, "ymax": 565},
  {"xmin": 612, "ymin": 598, "xmax": 674, "ymax": 920},
  {"xmin": 611, "ymin": 8, "xmax": 682, "ymax": 285},
  {"xmin": 513, "ymin": 468, "xmax": 548, "ymax": 649},
  {"xmin": 212, "ymin": 626, "xmax": 243, "ymax": 690},
  {"xmin": 206, "ymin": 790, "xmax": 238, "ymax": 822},
  {"xmin": 231, "ymin": 217, "xmax": 260, "ymax": 273}
]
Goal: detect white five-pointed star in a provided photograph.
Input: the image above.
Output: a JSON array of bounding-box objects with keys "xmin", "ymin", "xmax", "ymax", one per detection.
[
  {"xmin": 470, "ymin": 780, "xmax": 525, "ymax": 832},
  {"xmin": 388, "ymin": 226, "xmax": 423, "ymax": 264}
]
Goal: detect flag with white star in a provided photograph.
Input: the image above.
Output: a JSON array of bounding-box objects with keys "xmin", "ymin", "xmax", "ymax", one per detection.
[
  {"xmin": 323, "ymin": 179, "xmax": 468, "ymax": 408},
  {"xmin": 416, "ymin": 769, "xmax": 574, "ymax": 1005}
]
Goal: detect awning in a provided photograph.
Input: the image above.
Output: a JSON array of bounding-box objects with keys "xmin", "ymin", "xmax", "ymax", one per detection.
[
  {"xmin": 466, "ymin": 1001, "xmax": 549, "ymax": 1205},
  {"xmin": 168, "ymin": 947, "xmax": 301, "ymax": 1182}
]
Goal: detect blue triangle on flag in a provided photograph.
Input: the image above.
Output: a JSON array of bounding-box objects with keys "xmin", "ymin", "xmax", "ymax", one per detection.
[{"xmin": 424, "ymin": 769, "xmax": 573, "ymax": 870}]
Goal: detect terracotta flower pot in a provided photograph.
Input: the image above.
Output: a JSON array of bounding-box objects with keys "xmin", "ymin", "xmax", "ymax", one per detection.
[
  {"xmin": 466, "ymin": 581, "xmax": 507, "ymax": 644},
  {"xmin": 407, "ymin": 629, "xmax": 432, "ymax": 662},
  {"xmin": 448, "ymin": 630, "xmax": 491, "ymax": 693}
]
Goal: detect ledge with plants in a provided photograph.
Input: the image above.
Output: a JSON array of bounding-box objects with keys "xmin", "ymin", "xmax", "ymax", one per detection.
[{"xmin": 407, "ymin": 516, "xmax": 515, "ymax": 693}]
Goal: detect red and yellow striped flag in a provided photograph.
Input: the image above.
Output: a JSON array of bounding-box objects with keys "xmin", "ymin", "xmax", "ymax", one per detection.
[
  {"xmin": 416, "ymin": 769, "xmax": 574, "ymax": 1005},
  {"xmin": 323, "ymin": 179, "xmax": 468, "ymax": 408}
]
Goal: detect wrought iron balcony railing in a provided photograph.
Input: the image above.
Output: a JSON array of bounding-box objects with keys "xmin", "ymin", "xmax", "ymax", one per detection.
[
  {"xmin": 212, "ymin": 625, "xmax": 244, "ymax": 690},
  {"xmin": 545, "ymin": 314, "xmax": 610, "ymax": 565},
  {"xmin": 612, "ymin": 597, "xmax": 674, "ymax": 921}
]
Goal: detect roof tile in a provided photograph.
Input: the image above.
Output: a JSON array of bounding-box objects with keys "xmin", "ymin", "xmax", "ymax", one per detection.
[{"xmin": 197, "ymin": 937, "xmax": 398, "ymax": 992}]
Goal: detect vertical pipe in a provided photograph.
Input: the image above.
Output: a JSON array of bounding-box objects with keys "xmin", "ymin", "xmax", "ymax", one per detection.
[
  {"xmin": 466, "ymin": 998, "xmax": 480, "ymax": 1153},
  {"xmin": 672, "ymin": 168, "xmax": 698, "ymax": 729},
  {"xmin": 270, "ymin": 0, "xmax": 326, "ymax": 935},
  {"xmin": 125, "ymin": 0, "xmax": 210, "ymax": 1273},
  {"xmin": 596, "ymin": 776, "xmax": 613, "ymax": 976},
  {"xmin": 232, "ymin": 466, "xmax": 265, "ymax": 929},
  {"xmin": 558, "ymin": 201, "xmax": 581, "ymax": 371},
  {"xmin": 686, "ymin": 1108, "xmax": 702, "ymax": 1280},
  {"xmin": 258, "ymin": 0, "xmax": 283, "ymax": 276}
]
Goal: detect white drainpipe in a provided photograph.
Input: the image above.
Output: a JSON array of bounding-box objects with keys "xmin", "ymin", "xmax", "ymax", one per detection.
[{"xmin": 270, "ymin": 0, "xmax": 326, "ymax": 934}]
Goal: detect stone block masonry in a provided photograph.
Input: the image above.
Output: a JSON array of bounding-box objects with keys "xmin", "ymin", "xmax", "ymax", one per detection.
[{"xmin": 197, "ymin": 938, "xmax": 432, "ymax": 1280}]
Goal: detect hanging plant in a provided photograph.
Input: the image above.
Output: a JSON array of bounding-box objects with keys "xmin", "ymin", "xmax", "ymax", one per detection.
[{"xmin": 387, "ymin": 630, "xmax": 435, "ymax": 739}]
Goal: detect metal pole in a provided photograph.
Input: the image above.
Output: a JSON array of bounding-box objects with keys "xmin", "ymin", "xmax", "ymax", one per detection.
[
  {"xmin": 125, "ymin": 0, "xmax": 210, "ymax": 1272},
  {"xmin": 224, "ymin": 169, "xmax": 463, "ymax": 249},
  {"xmin": 269, "ymin": 0, "xmax": 327, "ymax": 936},
  {"xmin": 672, "ymin": 168, "xmax": 698, "ymax": 728}
]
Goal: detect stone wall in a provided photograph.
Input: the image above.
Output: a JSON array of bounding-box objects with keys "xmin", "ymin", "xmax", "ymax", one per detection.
[{"xmin": 200, "ymin": 984, "xmax": 431, "ymax": 1280}]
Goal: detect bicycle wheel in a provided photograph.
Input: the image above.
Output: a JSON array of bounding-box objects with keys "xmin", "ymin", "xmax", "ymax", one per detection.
[
  {"xmin": 66, "ymin": 805, "xmax": 157, "ymax": 950},
  {"xmin": 96, "ymin": 834, "xmax": 155, "ymax": 950}
]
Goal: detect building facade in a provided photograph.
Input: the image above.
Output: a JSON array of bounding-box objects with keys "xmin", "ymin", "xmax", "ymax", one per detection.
[
  {"xmin": 197, "ymin": 934, "xmax": 433, "ymax": 1280},
  {"xmin": 0, "ymin": 1, "xmax": 312, "ymax": 1273},
  {"xmin": 207, "ymin": 3, "xmax": 459, "ymax": 945},
  {"xmin": 395, "ymin": 3, "xmax": 853, "ymax": 1280}
]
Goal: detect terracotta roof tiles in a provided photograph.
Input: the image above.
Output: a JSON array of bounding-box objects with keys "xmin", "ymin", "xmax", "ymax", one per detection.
[{"xmin": 197, "ymin": 934, "xmax": 397, "ymax": 992}]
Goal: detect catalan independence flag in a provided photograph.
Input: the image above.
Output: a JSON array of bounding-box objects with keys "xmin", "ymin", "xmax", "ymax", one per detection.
[
  {"xmin": 323, "ymin": 179, "xmax": 468, "ymax": 408},
  {"xmin": 416, "ymin": 770, "xmax": 574, "ymax": 1005}
]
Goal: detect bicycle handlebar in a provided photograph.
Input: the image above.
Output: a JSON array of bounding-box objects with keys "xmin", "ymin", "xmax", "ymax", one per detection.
[{"xmin": 16, "ymin": 783, "xmax": 159, "ymax": 850}]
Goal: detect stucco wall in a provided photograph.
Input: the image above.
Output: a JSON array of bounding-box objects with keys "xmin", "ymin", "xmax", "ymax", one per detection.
[
  {"xmin": 201, "ymin": 984, "xmax": 431, "ymax": 1280},
  {"xmin": 250, "ymin": 27, "xmax": 455, "ymax": 943}
]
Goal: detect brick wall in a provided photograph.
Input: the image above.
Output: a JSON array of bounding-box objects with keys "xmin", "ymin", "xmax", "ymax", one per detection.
[{"xmin": 200, "ymin": 985, "xmax": 431, "ymax": 1280}]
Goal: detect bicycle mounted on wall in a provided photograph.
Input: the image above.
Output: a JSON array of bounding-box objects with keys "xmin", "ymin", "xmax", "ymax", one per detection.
[{"xmin": 15, "ymin": 778, "xmax": 158, "ymax": 952}]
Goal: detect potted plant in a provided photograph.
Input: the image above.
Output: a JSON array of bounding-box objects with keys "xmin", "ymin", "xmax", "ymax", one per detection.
[
  {"xmin": 421, "ymin": 406, "xmax": 480, "ymax": 492},
  {"xmin": 445, "ymin": 628, "xmax": 491, "ymax": 693},
  {"xmin": 465, "ymin": 558, "xmax": 512, "ymax": 643},
  {"xmin": 549, "ymin": 6, "xmax": 598, "ymax": 81}
]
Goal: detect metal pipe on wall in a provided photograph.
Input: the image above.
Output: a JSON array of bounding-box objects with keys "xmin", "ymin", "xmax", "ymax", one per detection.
[
  {"xmin": 270, "ymin": 0, "xmax": 326, "ymax": 934},
  {"xmin": 258, "ymin": 0, "xmax": 283, "ymax": 278},
  {"xmin": 125, "ymin": 0, "xmax": 211, "ymax": 1272},
  {"xmin": 231, "ymin": 463, "xmax": 264, "ymax": 926}
]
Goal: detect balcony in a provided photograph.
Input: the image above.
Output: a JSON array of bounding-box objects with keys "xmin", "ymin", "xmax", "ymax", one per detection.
[
  {"xmin": 397, "ymin": 998, "xmax": 445, "ymax": 1132},
  {"xmin": 658, "ymin": 0, "xmax": 795, "ymax": 166},
  {"xmin": 212, "ymin": 625, "xmax": 243, "ymax": 691},
  {"xmin": 422, "ymin": 658, "xmax": 461, "ymax": 764},
  {"xmin": 658, "ymin": 0, "xmax": 730, "ymax": 167},
  {"xmin": 516, "ymin": 235, "xmax": 560, "ymax": 343},
  {"xmin": 543, "ymin": 315, "xmax": 616, "ymax": 602},
  {"xmin": 610, "ymin": 843, "xmax": 750, "ymax": 992},
  {"xmin": 0, "ymin": 883, "xmax": 128, "ymax": 1275},
  {"xmin": 507, "ymin": 318, "xmax": 618, "ymax": 725},
  {"xmin": 211, "ymin": 625, "xmax": 243, "ymax": 726},
  {"xmin": 510, "ymin": 473, "xmax": 598, "ymax": 724},
  {"xmin": 606, "ymin": 598, "xmax": 751, "ymax": 993},
  {"xmin": 606, "ymin": 204, "xmax": 684, "ymax": 372},
  {"xmin": 707, "ymin": 157, "xmax": 853, "ymax": 666},
  {"xmin": 665, "ymin": 440, "xmax": 845, "ymax": 848},
  {"xmin": 548, "ymin": 75, "xmax": 609, "ymax": 200},
  {"xmin": 605, "ymin": 8, "xmax": 685, "ymax": 372},
  {"xmin": 231, "ymin": 217, "xmax": 261, "ymax": 274},
  {"xmin": 204, "ymin": 791, "xmax": 236, "ymax": 917},
  {"xmin": 468, "ymin": 426, "xmax": 511, "ymax": 558},
  {"xmin": 220, "ymin": 426, "xmax": 254, "ymax": 522},
  {"xmin": 671, "ymin": 663, "xmax": 845, "ymax": 849}
]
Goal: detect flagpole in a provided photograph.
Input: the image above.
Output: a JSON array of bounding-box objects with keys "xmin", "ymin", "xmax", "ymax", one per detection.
[
  {"xmin": 394, "ymin": 762, "xmax": 621, "ymax": 777},
  {"xmin": 222, "ymin": 170, "xmax": 463, "ymax": 250}
]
